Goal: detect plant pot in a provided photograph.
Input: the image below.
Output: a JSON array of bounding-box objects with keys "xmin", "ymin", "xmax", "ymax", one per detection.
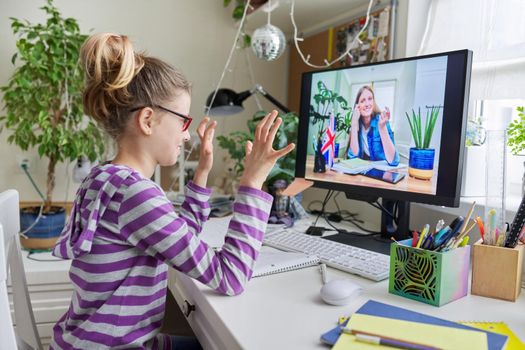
[
  {"xmin": 408, "ymin": 148, "xmax": 435, "ymax": 180},
  {"xmin": 19, "ymin": 206, "xmax": 66, "ymax": 250}
]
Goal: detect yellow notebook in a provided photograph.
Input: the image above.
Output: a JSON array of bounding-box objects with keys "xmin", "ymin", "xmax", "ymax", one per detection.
[
  {"xmin": 459, "ymin": 322, "xmax": 524, "ymax": 350},
  {"xmin": 333, "ymin": 314, "xmax": 488, "ymax": 350}
]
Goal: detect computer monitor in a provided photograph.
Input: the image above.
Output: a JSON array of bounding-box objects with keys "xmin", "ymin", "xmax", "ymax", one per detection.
[{"xmin": 295, "ymin": 50, "xmax": 472, "ymax": 249}]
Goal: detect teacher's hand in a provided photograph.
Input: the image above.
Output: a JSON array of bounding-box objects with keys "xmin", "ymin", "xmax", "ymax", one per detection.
[
  {"xmin": 379, "ymin": 107, "xmax": 390, "ymax": 130},
  {"xmin": 351, "ymin": 104, "xmax": 361, "ymax": 130}
]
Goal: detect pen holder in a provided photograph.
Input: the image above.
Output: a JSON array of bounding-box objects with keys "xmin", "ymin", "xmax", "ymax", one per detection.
[
  {"xmin": 471, "ymin": 241, "xmax": 524, "ymax": 301},
  {"xmin": 388, "ymin": 239, "xmax": 470, "ymax": 307}
]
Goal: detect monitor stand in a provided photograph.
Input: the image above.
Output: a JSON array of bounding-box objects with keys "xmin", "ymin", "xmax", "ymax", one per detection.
[{"xmin": 321, "ymin": 197, "xmax": 411, "ymax": 256}]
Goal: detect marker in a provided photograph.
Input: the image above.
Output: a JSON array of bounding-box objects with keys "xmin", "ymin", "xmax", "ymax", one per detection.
[
  {"xmin": 475, "ymin": 216, "xmax": 485, "ymax": 243},
  {"xmin": 416, "ymin": 224, "xmax": 429, "ymax": 248},
  {"xmin": 412, "ymin": 230, "xmax": 419, "ymax": 247},
  {"xmin": 458, "ymin": 236, "xmax": 469, "ymax": 247}
]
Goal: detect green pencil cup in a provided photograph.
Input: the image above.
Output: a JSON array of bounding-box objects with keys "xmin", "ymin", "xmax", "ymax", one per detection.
[{"xmin": 388, "ymin": 239, "xmax": 471, "ymax": 307}]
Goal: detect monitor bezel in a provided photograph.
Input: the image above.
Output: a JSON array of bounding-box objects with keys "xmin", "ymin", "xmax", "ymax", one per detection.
[{"xmin": 295, "ymin": 49, "xmax": 473, "ymax": 207}]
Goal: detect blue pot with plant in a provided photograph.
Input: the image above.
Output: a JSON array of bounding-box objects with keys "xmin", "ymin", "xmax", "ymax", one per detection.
[{"xmin": 406, "ymin": 107, "xmax": 440, "ymax": 180}]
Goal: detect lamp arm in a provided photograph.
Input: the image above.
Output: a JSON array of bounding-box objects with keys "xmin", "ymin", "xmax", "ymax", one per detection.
[{"xmin": 253, "ymin": 84, "xmax": 291, "ymax": 114}]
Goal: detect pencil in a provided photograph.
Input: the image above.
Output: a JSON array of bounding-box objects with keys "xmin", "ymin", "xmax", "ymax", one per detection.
[
  {"xmin": 459, "ymin": 201, "xmax": 476, "ymax": 235},
  {"xmin": 341, "ymin": 327, "xmax": 441, "ymax": 350}
]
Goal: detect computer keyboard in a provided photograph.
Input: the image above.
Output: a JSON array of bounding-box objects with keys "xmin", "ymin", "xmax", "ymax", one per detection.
[{"xmin": 263, "ymin": 229, "xmax": 390, "ymax": 281}]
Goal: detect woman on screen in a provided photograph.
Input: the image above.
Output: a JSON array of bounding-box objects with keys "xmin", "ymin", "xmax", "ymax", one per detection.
[{"xmin": 347, "ymin": 85, "xmax": 399, "ymax": 166}]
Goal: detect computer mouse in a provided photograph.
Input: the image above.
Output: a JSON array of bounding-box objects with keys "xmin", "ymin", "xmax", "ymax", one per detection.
[{"xmin": 320, "ymin": 279, "xmax": 362, "ymax": 306}]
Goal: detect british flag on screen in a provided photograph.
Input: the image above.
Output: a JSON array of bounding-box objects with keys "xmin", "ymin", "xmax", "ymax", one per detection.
[{"xmin": 321, "ymin": 112, "xmax": 336, "ymax": 169}]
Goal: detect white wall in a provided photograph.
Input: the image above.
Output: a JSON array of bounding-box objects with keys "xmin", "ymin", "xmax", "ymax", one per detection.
[{"xmin": 0, "ymin": 0, "xmax": 288, "ymax": 201}]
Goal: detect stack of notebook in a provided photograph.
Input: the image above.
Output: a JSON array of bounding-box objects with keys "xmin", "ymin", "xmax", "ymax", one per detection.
[{"xmin": 321, "ymin": 300, "xmax": 522, "ymax": 349}]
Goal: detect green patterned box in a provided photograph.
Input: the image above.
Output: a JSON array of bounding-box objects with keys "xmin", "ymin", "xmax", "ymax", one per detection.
[{"xmin": 388, "ymin": 239, "xmax": 470, "ymax": 306}]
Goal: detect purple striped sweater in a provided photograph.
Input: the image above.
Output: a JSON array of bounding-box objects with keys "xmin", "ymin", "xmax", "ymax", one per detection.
[{"xmin": 50, "ymin": 163, "xmax": 272, "ymax": 349}]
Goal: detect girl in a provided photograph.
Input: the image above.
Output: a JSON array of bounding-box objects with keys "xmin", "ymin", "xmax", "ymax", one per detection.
[
  {"xmin": 347, "ymin": 85, "xmax": 399, "ymax": 166},
  {"xmin": 50, "ymin": 33, "xmax": 294, "ymax": 350}
]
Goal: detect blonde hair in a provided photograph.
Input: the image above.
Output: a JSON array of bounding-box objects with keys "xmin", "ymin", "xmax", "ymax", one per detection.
[
  {"xmin": 80, "ymin": 33, "xmax": 191, "ymax": 138},
  {"xmin": 354, "ymin": 85, "xmax": 381, "ymax": 116}
]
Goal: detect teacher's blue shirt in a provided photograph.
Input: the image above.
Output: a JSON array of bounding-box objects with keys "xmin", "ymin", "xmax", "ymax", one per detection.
[{"xmin": 347, "ymin": 114, "xmax": 400, "ymax": 166}]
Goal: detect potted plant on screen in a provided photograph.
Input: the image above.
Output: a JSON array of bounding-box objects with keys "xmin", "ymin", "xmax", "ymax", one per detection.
[
  {"xmin": 309, "ymin": 81, "xmax": 352, "ymax": 160},
  {"xmin": 0, "ymin": 0, "xmax": 105, "ymax": 249},
  {"xmin": 405, "ymin": 106, "xmax": 440, "ymax": 180}
]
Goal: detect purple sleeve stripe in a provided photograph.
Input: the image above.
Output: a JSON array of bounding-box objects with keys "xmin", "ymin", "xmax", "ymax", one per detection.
[
  {"xmin": 221, "ymin": 259, "xmax": 244, "ymax": 295},
  {"xmin": 176, "ymin": 241, "xmax": 209, "ymax": 273},
  {"xmin": 52, "ymin": 333, "xmax": 82, "ymax": 350},
  {"xmin": 120, "ymin": 202, "xmax": 178, "ymax": 239},
  {"xmin": 80, "ymin": 207, "xmax": 90, "ymax": 222},
  {"xmin": 160, "ymin": 230, "xmax": 194, "ymax": 261},
  {"xmin": 119, "ymin": 186, "xmax": 164, "ymax": 215},
  {"xmin": 181, "ymin": 201, "xmax": 208, "ymax": 222},
  {"xmin": 102, "ymin": 208, "xmax": 119, "ymax": 224},
  {"xmin": 224, "ymin": 236, "xmax": 258, "ymax": 260},
  {"xmin": 182, "ymin": 215, "xmax": 200, "ymax": 233},
  {"xmin": 186, "ymin": 181, "xmax": 212, "ymax": 195},
  {"xmin": 89, "ymin": 243, "xmax": 132, "ymax": 255},
  {"xmin": 196, "ymin": 258, "xmax": 221, "ymax": 285},
  {"xmin": 237, "ymin": 186, "xmax": 273, "ymax": 202},
  {"xmin": 69, "ymin": 270, "xmax": 167, "ymax": 292},
  {"xmin": 109, "ymin": 172, "xmax": 125, "ymax": 186},
  {"xmin": 220, "ymin": 249, "xmax": 251, "ymax": 281},
  {"xmin": 228, "ymin": 220, "xmax": 264, "ymax": 242},
  {"xmin": 71, "ymin": 255, "xmax": 158, "ymax": 274},
  {"xmin": 233, "ymin": 202, "xmax": 270, "ymax": 222},
  {"xmin": 88, "ymin": 178, "xmax": 105, "ymax": 191},
  {"xmin": 77, "ymin": 288, "xmax": 166, "ymax": 309},
  {"xmin": 132, "ymin": 220, "xmax": 183, "ymax": 251},
  {"xmin": 99, "ymin": 189, "xmax": 112, "ymax": 207},
  {"xmin": 67, "ymin": 303, "xmax": 165, "ymax": 327},
  {"xmin": 71, "ymin": 319, "xmax": 163, "ymax": 346},
  {"xmin": 182, "ymin": 195, "xmax": 210, "ymax": 210}
]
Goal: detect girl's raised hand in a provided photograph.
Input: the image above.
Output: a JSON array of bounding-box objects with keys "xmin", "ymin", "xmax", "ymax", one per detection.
[{"xmin": 239, "ymin": 110, "xmax": 295, "ymax": 190}]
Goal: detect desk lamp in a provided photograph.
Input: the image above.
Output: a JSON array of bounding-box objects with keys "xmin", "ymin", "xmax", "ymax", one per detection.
[{"xmin": 205, "ymin": 84, "xmax": 290, "ymax": 116}]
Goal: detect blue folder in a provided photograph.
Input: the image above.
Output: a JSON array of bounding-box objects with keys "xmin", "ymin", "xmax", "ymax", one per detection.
[{"xmin": 320, "ymin": 300, "xmax": 508, "ymax": 350}]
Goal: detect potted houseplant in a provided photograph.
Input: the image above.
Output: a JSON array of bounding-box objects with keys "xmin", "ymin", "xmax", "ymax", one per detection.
[
  {"xmin": 405, "ymin": 106, "xmax": 440, "ymax": 180},
  {"xmin": 508, "ymin": 106, "xmax": 525, "ymax": 195},
  {"xmin": 217, "ymin": 110, "xmax": 298, "ymax": 186},
  {"xmin": 0, "ymin": 0, "xmax": 105, "ymax": 249},
  {"xmin": 309, "ymin": 80, "xmax": 352, "ymax": 162}
]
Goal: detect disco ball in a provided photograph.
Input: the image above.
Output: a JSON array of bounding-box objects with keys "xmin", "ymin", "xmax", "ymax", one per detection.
[{"xmin": 251, "ymin": 24, "xmax": 286, "ymax": 61}]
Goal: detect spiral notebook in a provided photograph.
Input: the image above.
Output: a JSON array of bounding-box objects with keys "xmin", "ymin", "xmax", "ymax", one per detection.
[{"xmin": 253, "ymin": 248, "xmax": 320, "ymax": 277}]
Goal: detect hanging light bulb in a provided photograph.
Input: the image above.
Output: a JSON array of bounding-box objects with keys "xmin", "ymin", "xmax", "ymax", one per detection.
[{"xmin": 251, "ymin": 0, "xmax": 286, "ymax": 61}]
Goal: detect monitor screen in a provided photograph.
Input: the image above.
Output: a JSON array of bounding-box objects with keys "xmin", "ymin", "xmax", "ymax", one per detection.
[{"xmin": 296, "ymin": 50, "xmax": 472, "ymax": 207}]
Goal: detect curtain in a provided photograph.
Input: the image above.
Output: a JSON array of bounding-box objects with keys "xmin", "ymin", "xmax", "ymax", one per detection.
[{"xmin": 418, "ymin": 0, "xmax": 525, "ymax": 100}]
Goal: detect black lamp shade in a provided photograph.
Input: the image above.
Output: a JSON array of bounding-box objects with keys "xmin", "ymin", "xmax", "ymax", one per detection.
[{"xmin": 206, "ymin": 88, "xmax": 251, "ymax": 116}]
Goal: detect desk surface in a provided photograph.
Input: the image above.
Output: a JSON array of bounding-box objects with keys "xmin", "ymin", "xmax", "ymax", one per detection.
[
  {"xmin": 168, "ymin": 218, "xmax": 525, "ymax": 350},
  {"xmin": 305, "ymin": 156, "xmax": 437, "ymax": 195}
]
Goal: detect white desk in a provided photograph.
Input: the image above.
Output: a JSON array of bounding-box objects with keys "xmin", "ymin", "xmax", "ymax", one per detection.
[{"xmin": 168, "ymin": 217, "xmax": 525, "ymax": 350}]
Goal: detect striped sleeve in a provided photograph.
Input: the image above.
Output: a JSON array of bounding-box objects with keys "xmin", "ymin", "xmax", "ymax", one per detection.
[
  {"xmin": 118, "ymin": 179, "xmax": 273, "ymax": 296},
  {"xmin": 178, "ymin": 181, "xmax": 211, "ymax": 236}
]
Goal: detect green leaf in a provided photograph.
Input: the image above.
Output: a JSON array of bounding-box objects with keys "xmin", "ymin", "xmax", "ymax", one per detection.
[{"xmin": 223, "ymin": 0, "xmax": 232, "ymax": 7}]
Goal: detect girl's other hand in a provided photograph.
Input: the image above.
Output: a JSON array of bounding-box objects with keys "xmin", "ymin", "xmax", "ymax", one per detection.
[
  {"xmin": 196, "ymin": 117, "xmax": 217, "ymax": 174},
  {"xmin": 239, "ymin": 110, "xmax": 295, "ymax": 190}
]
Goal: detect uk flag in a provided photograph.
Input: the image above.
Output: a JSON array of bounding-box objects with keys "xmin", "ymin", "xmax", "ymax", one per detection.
[{"xmin": 321, "ymin": 112, "xmax": 336, "ymax": 168}]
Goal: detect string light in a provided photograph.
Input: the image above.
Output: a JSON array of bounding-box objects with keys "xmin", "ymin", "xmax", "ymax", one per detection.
[{"xmin": 290, "ymin": 0, "xmax": 376, "ymax": 69}]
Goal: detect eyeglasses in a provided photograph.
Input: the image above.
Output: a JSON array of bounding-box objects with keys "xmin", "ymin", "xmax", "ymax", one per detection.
[{"xmin": 130, "ymin": 105, "xmax": 193, "ymax": 131}]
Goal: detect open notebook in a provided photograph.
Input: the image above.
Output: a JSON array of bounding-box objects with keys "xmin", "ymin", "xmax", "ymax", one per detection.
[{"xmin": 253, "ymin": 248, "xmax": 320, "ymax": 277}]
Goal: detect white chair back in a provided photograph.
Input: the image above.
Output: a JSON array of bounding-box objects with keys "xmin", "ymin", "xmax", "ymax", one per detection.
[
  {"xmin": 0, "ymin": 190, "xmax": 43, "ymax": 350},
  {"xmin": 0, "ymin": 223, "xmax": 18, "ymax": 350}
]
